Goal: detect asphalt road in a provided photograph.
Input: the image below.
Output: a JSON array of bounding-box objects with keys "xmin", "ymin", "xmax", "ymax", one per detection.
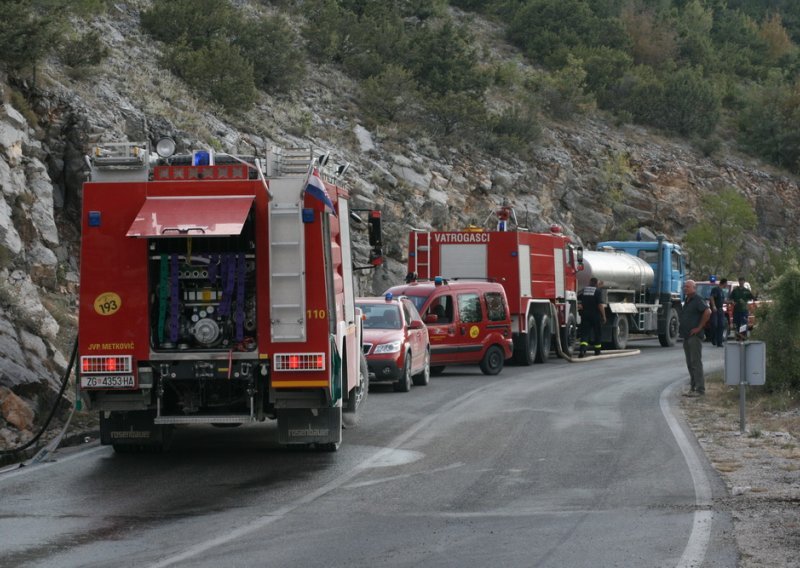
[{"xmin": 0, "ymin": 339, "xmax": 738, "ymax": 568}]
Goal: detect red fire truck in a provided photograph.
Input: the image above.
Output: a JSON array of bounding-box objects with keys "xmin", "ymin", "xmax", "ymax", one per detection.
[
  {"xmin": 78, "ymin": 141, "xmax": 380, "ymax": 451},
  {"xmin": 407, "ymin": 209, "xmax": 582, "ymax": 364}
]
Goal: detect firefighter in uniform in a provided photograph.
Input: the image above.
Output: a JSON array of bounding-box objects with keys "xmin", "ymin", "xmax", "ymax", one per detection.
[{"xmin": 578, "ymin": 277, "xmax": 607, "ymax": 357}]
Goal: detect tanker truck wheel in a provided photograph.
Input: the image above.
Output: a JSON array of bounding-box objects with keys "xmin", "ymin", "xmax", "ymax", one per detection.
[
  {"xmin": 560, "ymin": 313, "xmax": 577, "ymax": 357},
  {"xmin": 659, "ymin": 308, "xmax": 679, "ymax": 347},
  {"xmin": 513, "ymin": 316, "xmax": 538, "ymax": 365},
  {"xmin": 534, "ymin": 314, "xmax": 551, "ymax": 363},
  {"xmin": 610, "ymin": 314, "xmax": 629, "ymax": 350}
]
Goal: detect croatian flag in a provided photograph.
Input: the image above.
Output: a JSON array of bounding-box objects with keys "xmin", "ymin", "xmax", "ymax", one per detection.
[{"xmin": 306, "ymin": 169, "xmax": 336, "ymax": 215}]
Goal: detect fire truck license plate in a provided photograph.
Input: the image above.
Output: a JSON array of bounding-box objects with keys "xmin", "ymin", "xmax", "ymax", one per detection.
[{"xmin": 80, "ymin": 375, "xmax": 136, "ymax": 389}]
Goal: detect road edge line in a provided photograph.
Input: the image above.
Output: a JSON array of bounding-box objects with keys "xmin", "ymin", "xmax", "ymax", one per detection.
[{"xmin": 660, "ymin": 380, "xmax": 713, "ymax": 568}]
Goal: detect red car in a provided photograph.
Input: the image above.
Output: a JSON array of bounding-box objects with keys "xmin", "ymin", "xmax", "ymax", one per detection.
[
  {"xmin": 357, "ymin": 296, "xmax": 430, "ymax": 392},
  {"xmin": 384, "ymin": 279, "xmax": 514, "ymax": 376}
]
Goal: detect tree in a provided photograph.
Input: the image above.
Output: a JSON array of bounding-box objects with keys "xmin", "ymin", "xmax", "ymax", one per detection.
[{"xmin": 684, "ymin": 187, "xmax": 757, "ymax": 278}]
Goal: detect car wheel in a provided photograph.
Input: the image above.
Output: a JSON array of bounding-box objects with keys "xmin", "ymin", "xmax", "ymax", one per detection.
[
  {"xmin": 480, "ymin": 345, "xmax": 505, "ymax": 376},
  {"xmin": 394, "ymin": 355, "xmax": 412, "ymax": 392},
  {"xmin": 430, "ymin": 366, "xmax": 446, "ymax": 376},
  {"xmin": 535, "ymin": 314, "xmax": 551, "ymax": 363},
  {"xmin": 412, "ymin": 348, "xmax": 430, "ymax": 386}
]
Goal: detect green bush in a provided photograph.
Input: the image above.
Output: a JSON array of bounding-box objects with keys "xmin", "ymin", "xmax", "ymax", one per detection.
[
  {"xmin": 0, "ymin": 0, "xmax": 58, "ymax": 72},
  {"xmin": 165, "ymin": 40, "xmax": 257, "ymax": 110},
  {"xmin": 752, "ymin": 261, "xmax": 800, "ymax": 394},
  {"xmin": 575, "ymin": 45, "xmax": 633, "ymax": 107},
  {"xmin": 738, "ymin": 73, "xmax": 800, "ymax": 172},
  {"xmin": 360, "ymin": 64, "xmax": 421, "ymax": 124},
  {"xmin": 484, "ymin": 101, "xmax": 542, "ymax": 156},
  {"xmin": 404, "ymin": 20, "xmax": 488, "ymax": 96},
  {"xmin": 301, "ymin": 0, "xmax": 357, "ymax": 64},
  {"xmin": 536, "ymin": 55, "xmax": 594, "ymax": 120},
  {"xmin": 423, "ymin": 91, "xmax": 486, "ymax": 139},
  {"xmin": 141, "ymin": 0, "xmax": 239, "ymax": 50},
  {"xmin": 235, "ymin": 15, "xmax": 305, "ymax": 92},
  {"xmin": 507, "ymin": 0, "xmax": 628, "ymax": 68},
  {"xmin": 59, "ymin": 30, "xmax": 109, "ymax": 68},
  {"xmin": 656, "ymin": 66, "xmax": 720, "ymax": 136}
]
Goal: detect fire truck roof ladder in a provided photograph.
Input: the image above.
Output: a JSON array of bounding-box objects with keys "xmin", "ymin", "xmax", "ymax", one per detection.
[
  {"xmin": 269, "ymin": 178, "xmax": 307, "ymax": 342},
  {"xmin": 413, "ymin": 230, "xmax": 431, "ymax": 280},
  {"xmin": 264, "ymin": 146, "xmax": 317, "ymax": 177}
]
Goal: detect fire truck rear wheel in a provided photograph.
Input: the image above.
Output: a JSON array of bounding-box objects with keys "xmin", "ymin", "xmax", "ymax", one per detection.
[
  {"xmin": 344, "ymin": 353, "xmax": 369, "ymax": 428},
  {"xmin": 412, "ymin": 348, "xmax": 431, "ymax": 386},
  {"xmin": 513, "ymin": 316, "xmax": 538, "ymax": 365},
  {"xmin": 561, "ymin": 313, "xmax": 577, "ymax": 357},
  {"xmin": 480, "ymin": 345, "xmax": 505, "ymax": 375},
  {"xmin": 394, "ymin": 356, "xmax": 412, "ymax": 392},
  {"xmin": 535, "ymin": 315, "xmax": 551, "ymax": 363}
]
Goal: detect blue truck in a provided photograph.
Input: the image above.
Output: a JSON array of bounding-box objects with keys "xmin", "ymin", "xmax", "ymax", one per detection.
[{"xmin": 577, "ymin": 237, "xmax": 686, "ymax": 349}]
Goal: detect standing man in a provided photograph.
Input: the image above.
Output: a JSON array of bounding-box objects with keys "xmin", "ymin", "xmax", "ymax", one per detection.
[
  {"xmin": 679, "ymin": 279, "xmax": 711, "ymax": 396},
  {"xmin": 729, "ymin": 276, "xmax": 754, "ymax": 340},
  {"xmin": 578, "ymin": 277, "xmax": 606, "ymax": 358},
  {"xmin": 709, "ymin": 277, "xmax": 727, "ymax": 347}
]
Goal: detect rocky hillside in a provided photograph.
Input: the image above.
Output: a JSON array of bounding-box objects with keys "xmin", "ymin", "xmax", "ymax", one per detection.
[{"xmin": 1, "ymin": 2, "xmax": 799, "ymax": 454}]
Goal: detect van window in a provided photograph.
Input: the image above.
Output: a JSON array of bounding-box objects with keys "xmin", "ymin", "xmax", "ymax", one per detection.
[
  {"xmin": 427, "ymin": 295, "xmax": 453, "ymax": 323},
  {"xmin": 485, "ymin": 291, "xmax": 507, "ymax": 321},
  {"xmin": 458, "ymin": 293, "xmax": 482, "ymax": 323}
]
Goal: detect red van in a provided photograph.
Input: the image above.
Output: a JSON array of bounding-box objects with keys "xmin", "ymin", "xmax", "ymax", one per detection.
[{"xmin": 384, "ymin": 279, "xmax": 513, "ymax": 375}]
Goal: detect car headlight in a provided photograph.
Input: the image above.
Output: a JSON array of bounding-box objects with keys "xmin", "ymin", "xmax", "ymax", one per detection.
[{"xmin": 374, "ymin": 341, "xmax": 401, "ymax": 354}]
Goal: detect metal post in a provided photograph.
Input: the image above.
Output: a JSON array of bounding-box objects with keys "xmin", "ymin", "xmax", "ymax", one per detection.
[{"xmin": 739, "ymin": 341, "xmax": 746, "ymax": 433}]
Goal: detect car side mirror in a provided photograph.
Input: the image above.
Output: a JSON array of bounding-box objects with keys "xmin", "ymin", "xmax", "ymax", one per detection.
[
  {"xmin": 424, "ymin": 314, "xmax": 438, "ymax": 324},
  {"xmin": 409, "ymin": 320, "xmax": 424, "ymax": 330}
]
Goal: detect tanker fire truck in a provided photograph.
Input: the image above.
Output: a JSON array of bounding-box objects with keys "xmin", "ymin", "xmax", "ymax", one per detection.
[
  {"xmin": 578, "ymin": 237, "xmax": 685, "ymax": 349},
  {"xmin": 407, "ymin": 206, "xmax": 583, "ymax": 364},
  {"xmin": 78, "ymin": 141, "xmax": 380, "ymax": 451}
]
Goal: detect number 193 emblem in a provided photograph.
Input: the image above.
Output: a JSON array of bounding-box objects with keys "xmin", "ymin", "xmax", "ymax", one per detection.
[{"xmin": 94, "ymin": 292, "xmax": 122, "ymax": 316}]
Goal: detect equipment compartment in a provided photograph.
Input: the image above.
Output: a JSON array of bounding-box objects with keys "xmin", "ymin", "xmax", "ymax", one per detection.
[{"xmin": 147, "ymin": 209, "xmax": 258, "ymax": 352}]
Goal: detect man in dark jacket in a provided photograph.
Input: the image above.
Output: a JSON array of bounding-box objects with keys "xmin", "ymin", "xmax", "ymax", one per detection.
[
  {"xmin": 680, "ymin": 280, "xmax": 711, "ymax": 396},
  {"xmin": 709, "ymin": 277, "xmax": 727, "ymax": 347},
  {"xmin": 578, "ymin": 277, "xmax": 606, "ymax": 357},
  {"xmin": 729, "ymin": 276, "xmax": 754, "ymax": 340}
]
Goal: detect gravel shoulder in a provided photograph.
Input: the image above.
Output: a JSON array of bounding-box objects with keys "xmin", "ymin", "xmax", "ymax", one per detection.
[{"xmin": 680, "ymin": 373, "xmax": 800, "ymax": 567}]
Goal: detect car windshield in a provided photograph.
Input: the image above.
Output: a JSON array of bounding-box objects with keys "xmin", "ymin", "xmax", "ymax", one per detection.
[
  {"xmin": 357, "ymin": 304, "xmax": 403, "ymax": 330},
  {"xmin": 695, "ymin": 283, "xmax": 714, "ymax": 300},
  {"xmin": 398, "ymin": 294, "xmax": 429, "ymax": 312}
]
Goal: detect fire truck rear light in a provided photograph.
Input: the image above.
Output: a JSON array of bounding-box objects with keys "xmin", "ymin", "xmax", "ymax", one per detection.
[
  {"xmin": 80, "ymin": 355, "xmax": 132, "ymax": 374},
  {"xmin": 274, "ymin": 353, "xmax": 326, "ymax": 372}
]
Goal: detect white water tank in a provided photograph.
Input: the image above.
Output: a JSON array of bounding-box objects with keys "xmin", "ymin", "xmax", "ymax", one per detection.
[{"xmin": 578, "ymin": 250, "xmax": 655, "ymax": 290}]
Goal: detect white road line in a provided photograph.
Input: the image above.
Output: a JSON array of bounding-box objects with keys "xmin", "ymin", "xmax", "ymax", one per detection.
[
  {"xmin": 344, "ymin": 462, "xmax": 465, "ymax": 489},
  {"xmin": 660, "ymin": 380, "xmax": 713, "ymax": 568},
  {"xmin": 148, "ymin": 382, "xmax": 497, "ymax": 568}
]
